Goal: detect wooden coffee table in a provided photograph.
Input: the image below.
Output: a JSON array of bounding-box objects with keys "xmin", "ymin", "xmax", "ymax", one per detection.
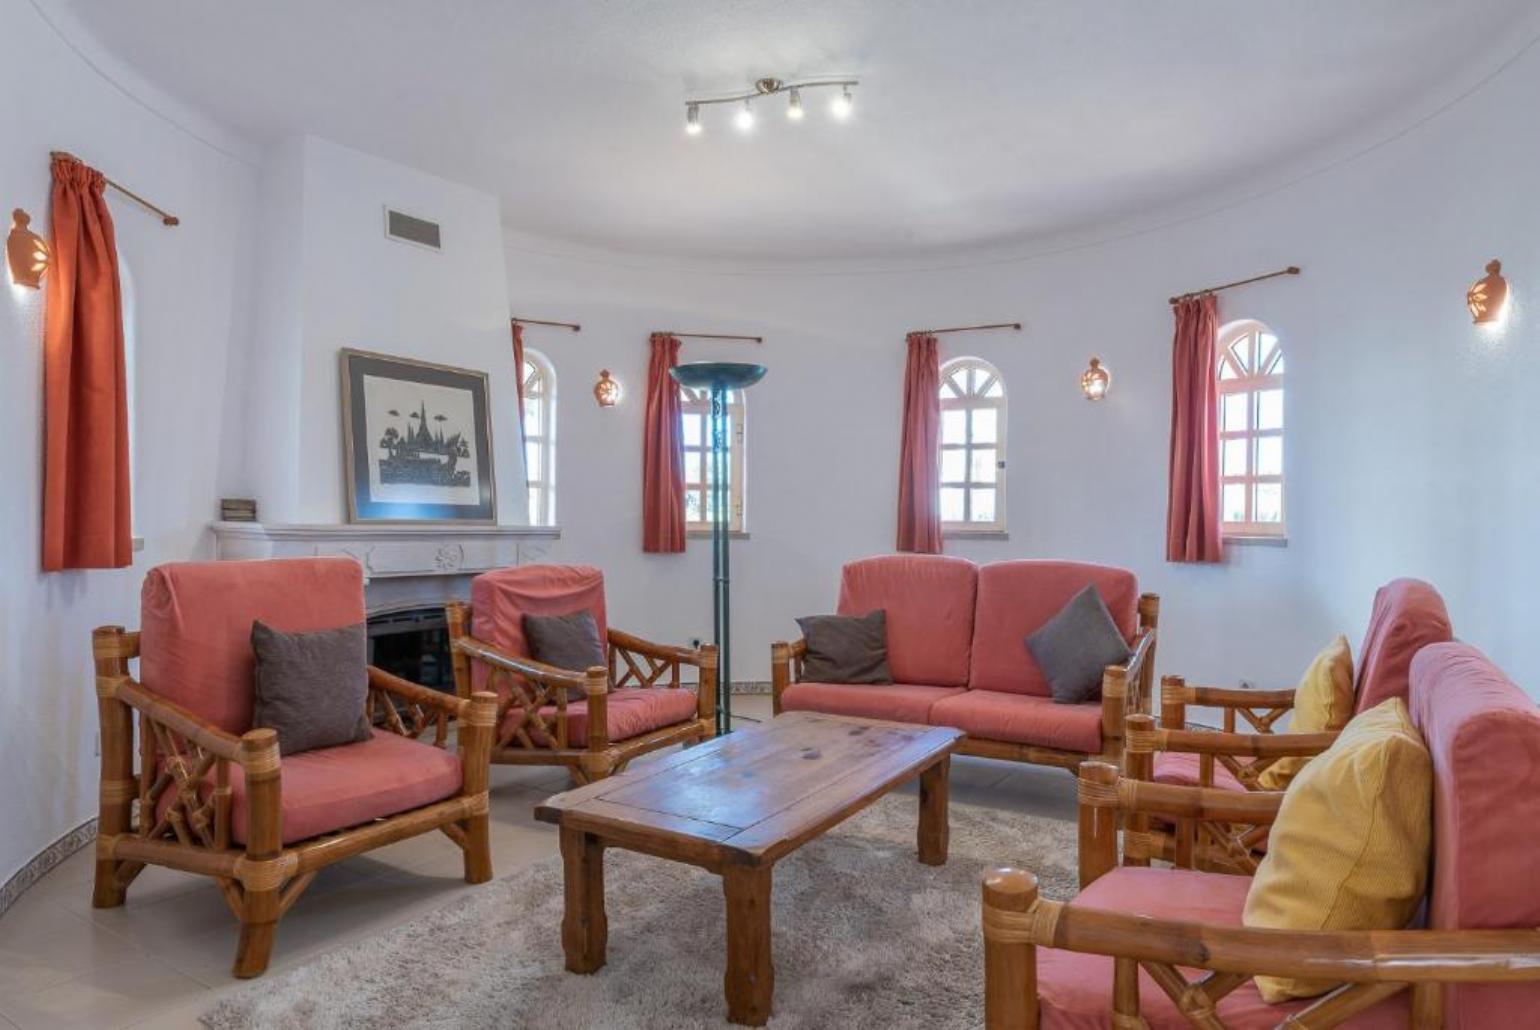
[{"xmin": 534, "ymin": 710, "xmax": 964, "ymax": 1026}]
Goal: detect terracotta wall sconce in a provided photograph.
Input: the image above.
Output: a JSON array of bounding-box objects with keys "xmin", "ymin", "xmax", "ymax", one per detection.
[
  {"xmin": 593, "ymin": 369, "xmax": 621, "ymax": 407},
  {"xmin": 7, "ymin": 208, "xmax": 49, "ymax": 289},
  {"xmin": 1467, "ymin": 259, "xmax": 1510, "ymax": 327},
  {"xmin": 1080, "ymin": 357, "xmax": 1110, "ymax": 400}
]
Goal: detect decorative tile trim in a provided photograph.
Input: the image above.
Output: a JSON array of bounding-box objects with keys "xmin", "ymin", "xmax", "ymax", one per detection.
[
  {"xmin": 732, "ymin": 680, "xmax": 772, "ymax": 696},
  {"xmin": 0, "ymin": 818, "xmax": 96, "ymax": 918}
]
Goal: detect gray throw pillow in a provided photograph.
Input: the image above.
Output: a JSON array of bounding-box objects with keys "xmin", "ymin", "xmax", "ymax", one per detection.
[
  {"xmin": 251, "ymin": 621, "xmax": 372, "ymax": 756},
  {"xmin": 1025, "ymin": 585, "xmax": 1133, "ymax": 704},
  {"xmin": 523, "ymin": 610, "xmax": 607, "ymax": 672},
  {"xmin": 796, "ymin": 610, "xmax": 893, "ymax": 685}
]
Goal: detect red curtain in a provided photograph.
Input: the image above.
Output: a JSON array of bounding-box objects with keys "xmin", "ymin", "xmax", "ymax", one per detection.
[
  {"xmin": 642, "ymin": 332, "xmax": 686, "ymax": 553},
  {"xmin": 896, "ymin": 332, "xmax": 942, "ymax": 554},
  {"xmin": 1165, "ymin": 294, "xmax": 1224, "ymax": 563},
  {"xmin": 42, "ymin": 154, "xmax": 131, "ymax": 571},
  {"xmin": 510, "ymin": 320, "xmax": 527, "ymax": 430}
]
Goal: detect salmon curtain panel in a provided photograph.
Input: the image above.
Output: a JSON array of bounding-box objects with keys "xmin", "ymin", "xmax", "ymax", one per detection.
[
  {"xmin": 1165, "ymin": 294, "xmax": 1224, "ymax": 563},
  {"xmin": 642, "ymin": 332, "xmax": 686, "ymax": 553},
  {"xmin": 896, "ymin": 332, "xmax": 942, "ymax": 554},
  {"xmin": 42, "ymin": 153, "xmax": 132, "ymax": 571},
  {"xmin": 510, "ymin": 320, "xmax": 527, "ymax": 430}
]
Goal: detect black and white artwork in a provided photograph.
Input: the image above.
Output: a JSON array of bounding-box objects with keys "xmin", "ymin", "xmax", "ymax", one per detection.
[{"xmin": 341, "ymin": 349, "xmax": 497, "ymax": 523}]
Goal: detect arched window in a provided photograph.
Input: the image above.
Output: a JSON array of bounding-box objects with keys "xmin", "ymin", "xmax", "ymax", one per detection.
[
  {"xmin": 522, "ymin": 349, "xmax": 556, "ymax": 525},
  {"xmin": 939, "ymin": 356, "xmax": 1006, "ymax": 532},
  {"xmin": 679, "ymin": 385, "xmax": 745, "ymax": 533},
  {"xmin": 1216, "ymin": 320, "xmax": 1284, "ymax": 538}
]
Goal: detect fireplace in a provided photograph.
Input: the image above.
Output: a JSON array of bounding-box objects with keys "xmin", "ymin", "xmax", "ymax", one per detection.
[{"xmin": 368, "ymin": 605, "xmax": 456, "ymax": 694}]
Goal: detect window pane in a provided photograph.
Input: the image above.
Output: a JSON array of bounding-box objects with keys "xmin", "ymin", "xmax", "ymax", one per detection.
[
  {"xmin": 1217, "ymin": 354, "xmax": 1240, "ymax": 380},
  {"xmin": 1255, "ymin": 436, "xmax": 1283, "ymax": 477},
  {"xmin": 983, "ymin": 377, "xmax": 1003, "ymax": 398},
  {"xmin": 1254, "ymin": 483, "xmax": 1283, "ymax": 523},
  {"xmin": 969, "ymin": 488, "xmax": 996, "ymax": 523},
  {"xmin": 1257, "ymin": 333, "xmax": 1278, "ymax": 372},
  {"xmin": 525, "ymin": 441, "xmax": 542, "ymax": 481},
  {"xmin": 684, "ymin": 450, "xmax": 702, "ymax": 486},
  {"xmin": 682, "ymin": 413, "xmax": 702, "ymax": 447},
  {"xmin": 1256, "ymin": 389, "xmax": 1283, "ymax": 430},
  {"xmin": 523, "ymin": 398, "xmax": 541, "ymax": 437},
  {"xmin": 1222, "ymin": 438, "xmax": 1248, "ymax": 477},
  {"xmin": 941, "ymin": 409, "xmax": 967, "ymax": 445},
  {"xmin": 971, "ymin": 407, "xmax": 997, "ymax": 444},
  {"xmin": 940, "ymin": 487, "xmax": 965, "ymax": 522},
  {"xmin": 970, "ymin": 448, "xmax": 997, "ymax": 484},
  {"xmin": 1221, "ymin": 392, "xmax": 1249, "ymax": 432},
  {"xmin": 527, "ymin": 486, "xmax": 542, "ymax": 523},
  {"xmin": 940, "ymin": 448, "xmax": 965, "ymax": 483},
  {"xmin": 1222, "ymin": 483, "xmax": 1247, "ymax": 524},
  {"xmin": 685, "ymin": 490, "xmax": 703, "ymax": 523},
  {"xmin": 940, "ymin": 374, "xmax": 963, "ymax": 399}
]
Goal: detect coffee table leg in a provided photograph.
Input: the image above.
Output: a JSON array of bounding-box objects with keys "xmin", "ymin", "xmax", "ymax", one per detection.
[
  {"xmin": 560, "ymin": 826, "xmax": 607, "ymax": 973},
  {"xmin": 723, "ymin": 864, "xmax": 774, "ymax": 1026},
  {"xmin": 918, "ymin": 754, "xmax": 951, "ymax": 866}
]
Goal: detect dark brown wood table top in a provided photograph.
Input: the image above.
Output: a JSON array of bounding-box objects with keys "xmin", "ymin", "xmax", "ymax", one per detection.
[{"xmin": 535, "ymin": 711, "xmax": 963, "ymax": 869}]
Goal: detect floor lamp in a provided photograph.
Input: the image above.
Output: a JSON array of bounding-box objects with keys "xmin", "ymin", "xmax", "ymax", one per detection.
[{"xmin": 669, "ymin": 361, "xmax": 767, "ymax": 735}]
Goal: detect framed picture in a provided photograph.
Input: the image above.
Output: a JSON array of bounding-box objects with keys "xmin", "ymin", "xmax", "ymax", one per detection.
[{"xmin": 340, "ymin": 348, "xmax": 497, "ymax": 523}]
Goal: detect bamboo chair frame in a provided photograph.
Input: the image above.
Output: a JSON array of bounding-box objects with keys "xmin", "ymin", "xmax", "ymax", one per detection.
[
  {"xmin": 90, "ymin": 625, "xmax": 498, "ymax": 978},
  {"xmin": 771, "ymin": 594, "xmax": 1160, "ymax": 773},
  {"xmin": 445, "ymin": 602, "xmax": 716, "ymax": 784},
  {"xmin": 981, "ymin": 761, "xmax": 1540, "ymax": 1029}
]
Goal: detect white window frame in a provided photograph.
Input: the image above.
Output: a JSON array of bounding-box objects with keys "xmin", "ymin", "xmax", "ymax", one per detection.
[
  {"xmin": 939, "ymin": 356, "xmax": 1007, "ymax": 535},
  {"xmin": 680, "ymin": 385, "xmax": 746, "ymax": 534},
  {"xmin": 522, "ymin": 348, "xmax": 556, "ymax": 526},
  {"xmin": 1216, "ymin": 319, "xmax": 1285, "ymax": 540}
]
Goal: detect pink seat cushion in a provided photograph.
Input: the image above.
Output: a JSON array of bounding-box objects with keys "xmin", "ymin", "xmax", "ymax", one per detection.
[
  {"xmin": 1410, "ymin": 642, "xmax": 1540, "ymax": 1026},
  {"xmin": 928, "ymin": 690, "xmax": 1102, "ymax": 754},
  {"xmin": 836, "ymin": 555, "xmax": 978, "ymax": 687},
  {"xmin": 140, "ymin": 558, "xmax": 367, "ymax": 735},
  {"xmin": 1039, "ymin": 867, "xmax": 1406, "ymax": 1029},
  {"xmin": 969, "ymin": 561, "xmax": 1139, "ymax": 696},
  {"xmin": 780, "ymin": 682, "xmax": 964, "ymax": 724},
  {"xmin": 501, "ymin": 687, "xmax": 700, "ymax": 746},
  {"xmin": 470, "ymin": 564, "xmax": 609, "ymax": 693},
  {"xmin": 1151, "ymin": 750, "xmax": 1248, "ymax": 793},
  {"xmin": 157, "ymin": 732, "xmax": 463, "ymax": 846},
  {"xmin": 1353, "ymin": 578, "xmax": 1451, "ymax": 714}
]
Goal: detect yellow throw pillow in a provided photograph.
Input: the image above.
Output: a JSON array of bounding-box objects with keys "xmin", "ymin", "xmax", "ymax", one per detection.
[
  {"xmin": 1256, "ymin": 635, "xmax": 1355, "ymax": 791},
  {"xmin": 1243, "ymin": 698, "xmax": 1432, "ymax": 1003}
]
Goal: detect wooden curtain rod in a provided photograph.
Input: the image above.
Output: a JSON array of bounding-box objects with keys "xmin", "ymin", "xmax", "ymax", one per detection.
[
  {"xmin": 664, "ymin": 331, "xmax": 764, "ymax": 344},
  {"xmin": 50, "ymin": 151, "xmax": 179, "ymax": 227},
  {"xmin": 511, "ymin": 316, "xmax": 581, "ymax": 331},
  {"xmin": 914, "ymin": 322, "xmax": 1022, "ymax": 335},
  {"xmin": 1169, "ymin": 266, "xmax": 1300, "ymax": 305}
]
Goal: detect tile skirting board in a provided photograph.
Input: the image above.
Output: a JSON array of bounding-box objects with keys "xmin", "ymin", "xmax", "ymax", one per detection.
[{"xmin": 0, "ymin": 818, "xmax": 96, "ymax": 919}]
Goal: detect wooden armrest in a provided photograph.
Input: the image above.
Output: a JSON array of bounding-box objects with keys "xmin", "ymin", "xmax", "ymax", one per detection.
[
  {"xmin": 115, "ymin": 678, "xmax": 244, "ymax": 762},
  {"xmin": 366, "ymin": 666, "xmax": 469, "ymax": 716},
  {"xmin": 607, "ymin": 627, "xmax": 710, "ymax": 666},
  {"xmin": 1121, "ymin": 629, "xmax": 1155, "ymax": 683},
  {"xmin": 451, "ymin": 635, "xmax": 602, "ymax": 695},
  {"xmin": 1181, "ymin": 683, "xmax": 1298, "ymax": 709},
  {"xmin": 1134, "ymin": 724, "xmax": 1339, "ymax": 759},
  {"xmin": 771, "ymin": 638, "xmax": 808, "ymax": 663},
  {"xmin": 1081, "ymin": 765, "xmax": 1284, "ymax": 825}
]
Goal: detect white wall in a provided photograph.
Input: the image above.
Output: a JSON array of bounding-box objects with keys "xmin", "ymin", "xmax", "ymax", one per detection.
[
  {"xmin": 0, "ymin": 0, "xmax": 261, "ymax": 890},
  {"xmin": 505, "ymin": 35, "xmax": 1539, "ymax": 699}
]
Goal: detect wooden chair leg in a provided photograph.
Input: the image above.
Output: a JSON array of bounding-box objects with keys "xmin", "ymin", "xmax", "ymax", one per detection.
[
  {"xmin": 234, "ymin": 889, "xmax": 279, "ymax": 978},
  {"xmin": 983, "ymin": 868, "xmax": 1040, "ymax": 1030},
  {"xmin": 92, "ymin": 626, "xmax": 135, "ymax": 909},
  {"xmin": 234, "ymin": 728, "xmax": 282, "ymax": 978},
  {"xmin": 463, "ymin": 810, "xmax": 492, "ymax": 885}
]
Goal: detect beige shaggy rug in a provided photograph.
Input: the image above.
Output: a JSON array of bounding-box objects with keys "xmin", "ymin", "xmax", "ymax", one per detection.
[{"xmin": 203, "ymin": 794, "xmax": 1076, "ymax": 1029}]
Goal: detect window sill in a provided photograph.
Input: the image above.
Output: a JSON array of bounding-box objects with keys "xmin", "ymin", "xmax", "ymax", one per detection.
[
  {"xmin": 687, "ymin": 529, "xmax": 751, "ymax": 540},
  {"xmin": 943, "ymin": 528, "xmax": 1009, "ymax": 541},
  {"xmin": 1224, "ymin": 534, "xmax": 1288, "ymax": 548}
]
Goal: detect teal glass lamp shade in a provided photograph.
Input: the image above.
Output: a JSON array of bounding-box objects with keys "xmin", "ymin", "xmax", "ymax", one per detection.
[{"xmin": 669, "ymin": 361, "xmax": 767, "ymax": 390}]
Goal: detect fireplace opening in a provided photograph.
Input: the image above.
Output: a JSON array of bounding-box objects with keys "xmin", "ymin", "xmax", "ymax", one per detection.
[{"xmin": 367, "ymin": 605, "xmax": 456, "ymax": 694}]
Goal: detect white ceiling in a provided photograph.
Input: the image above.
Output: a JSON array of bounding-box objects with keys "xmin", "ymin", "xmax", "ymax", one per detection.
[{"xmin": 56, "ymin": 0, "xmax": 1536, "ymax": 260}]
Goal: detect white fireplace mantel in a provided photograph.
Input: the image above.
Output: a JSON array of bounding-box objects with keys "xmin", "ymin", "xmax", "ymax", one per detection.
[{"xmin": 210, "ymin": 521, "xmax": 561, "ymax": 580}]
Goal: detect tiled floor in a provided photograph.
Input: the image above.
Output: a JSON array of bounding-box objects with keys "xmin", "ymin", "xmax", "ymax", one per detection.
[{"xmin": 0, "ymin": 696, "xmax": 1079, "ymax": 1028}]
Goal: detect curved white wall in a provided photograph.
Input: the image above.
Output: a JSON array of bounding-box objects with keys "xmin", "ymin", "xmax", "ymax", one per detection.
[{"xmin": 505, "ymin": 36, "xmax": 1539, "ymax": 699}]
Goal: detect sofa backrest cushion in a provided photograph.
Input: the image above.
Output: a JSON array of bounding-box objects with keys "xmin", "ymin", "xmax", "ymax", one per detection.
[
  {"xmin": 471, "ymin": 564, "xmax": 608, "ymax": 669},
  {"xmin": 836, "ymin": 555, "xmax": 977, "ymax": 687},
  {"xmin": 1354, "ymin": 578, "xmax": 1453, "ymax": 714},
  {"xmin": 1409, "ymin": 642, "xmax": 1540, "ymax": 1027},
  {"xmin": 969, "ymin": 560, "xmax": 1139, "ymax": 696},
  {"xmin": 140, "ymin": 558, "xmax": 366, "ymax": 736}
]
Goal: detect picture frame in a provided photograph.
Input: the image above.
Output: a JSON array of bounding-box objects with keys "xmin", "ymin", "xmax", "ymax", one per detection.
[{"xmin": 340, "ymin": 348, "xmax": 497, "ymax": 523}]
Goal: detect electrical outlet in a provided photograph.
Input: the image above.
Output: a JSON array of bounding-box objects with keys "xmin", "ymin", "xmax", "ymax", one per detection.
[
  {"xmin": 691, "ymin": 638, "xmax": 702, "ymax": 649},
  {"xmin": 1239, "ymin": 679, "xmax": 1254, "ymax": 691},
  {"xmin": 94, "ymin": 732, "xmax": 101, "ymax": 757}
]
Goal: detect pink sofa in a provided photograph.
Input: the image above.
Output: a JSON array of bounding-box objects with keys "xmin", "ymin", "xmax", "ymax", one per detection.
[{"xmin": 771, "ymin": 555, "xmax": 1159, "ymax": 771}]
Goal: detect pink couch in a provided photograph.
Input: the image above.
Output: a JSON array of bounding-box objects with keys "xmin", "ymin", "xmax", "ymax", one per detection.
[{"xmin": 771, "ymin": 555, "xmax": 1159, "ymax": 770}]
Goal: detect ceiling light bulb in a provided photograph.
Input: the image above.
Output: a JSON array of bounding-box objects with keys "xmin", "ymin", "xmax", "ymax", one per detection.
[
  {"xmin": 735, "ymin": 100, "xmax": 755, "ymax": 132},
  {"xmin": 830, "ymin": 86, "xmax": 853, "ymax": 119},
  {"xmin": 685, "ymin": 103, "xmax": 702, "ymax": 135},
  {"xmin": 787, "ymin": 87, "xmax": 804, "ymax": 120}
]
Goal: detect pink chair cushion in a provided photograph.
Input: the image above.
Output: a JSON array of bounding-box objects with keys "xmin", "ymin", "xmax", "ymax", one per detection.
[
  {"xmin": 1353, "ymin": 578, "xmax": 1451, "ymax": 714},
  {"xmin": 1409, "ymin": 642, "xmax": 1540, "ymax": 1027},
  {"xmin": 470, "ymin": 564, "xmax": 609, "ymax": 692},
  {"xmin": 836, "ymin": 555, "xmax": 978, "ymax": 687},
  {"xmin": 501, "ymin": 687, "xmax": 700, "ymax": 746},
  {"xmin": 968, "ymin": 561, "xmax": 1139, "ymax": 696},
  {"xmin": 928, "ymin": 690, "xmax": 1103, "ymax": 754},
  {"xmin": 156, "ymin": 731, "xmax": 462, "ymax": 846},
  {"xmin": 140, "ymin": 558, "xmax": 366, "ymax": 735},
  {"xmin": 1151, "ymin": 750, "xmax": 1248, "ymax": 793},
  {"xmin": 780, "ymin": 682, "xmax": 965, "ymax": 724},
  {"xmin": 1038, "ymin": 867, "xmax": 1406, "ymax": 1029}
]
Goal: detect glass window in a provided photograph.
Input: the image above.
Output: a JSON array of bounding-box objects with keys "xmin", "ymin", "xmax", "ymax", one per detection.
[
  {"xmin": 938, "ymin": 357, "xmax": 1007, "ymax": 533},
  {"xmin": 1216, "ymin": 321, "xmax": 1285, "ymax": 538},
  {"xmin": 521, "ymin": 350, "xmax": 556, "ymax": 525},
  {"xmin": 679, "ymin": 384, "xmax": 746, "ymax": 533}
]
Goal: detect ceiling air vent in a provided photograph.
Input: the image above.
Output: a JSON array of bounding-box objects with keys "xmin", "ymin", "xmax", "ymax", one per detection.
[{"xmin": 383, "ymin": 207, "xmax": 441, "ymax": 251}]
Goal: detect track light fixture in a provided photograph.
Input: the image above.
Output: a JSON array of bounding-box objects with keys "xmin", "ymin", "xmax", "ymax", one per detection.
[{"xmin": 684, "ymin": 76, "xmax": 858, "ymax": 137}]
